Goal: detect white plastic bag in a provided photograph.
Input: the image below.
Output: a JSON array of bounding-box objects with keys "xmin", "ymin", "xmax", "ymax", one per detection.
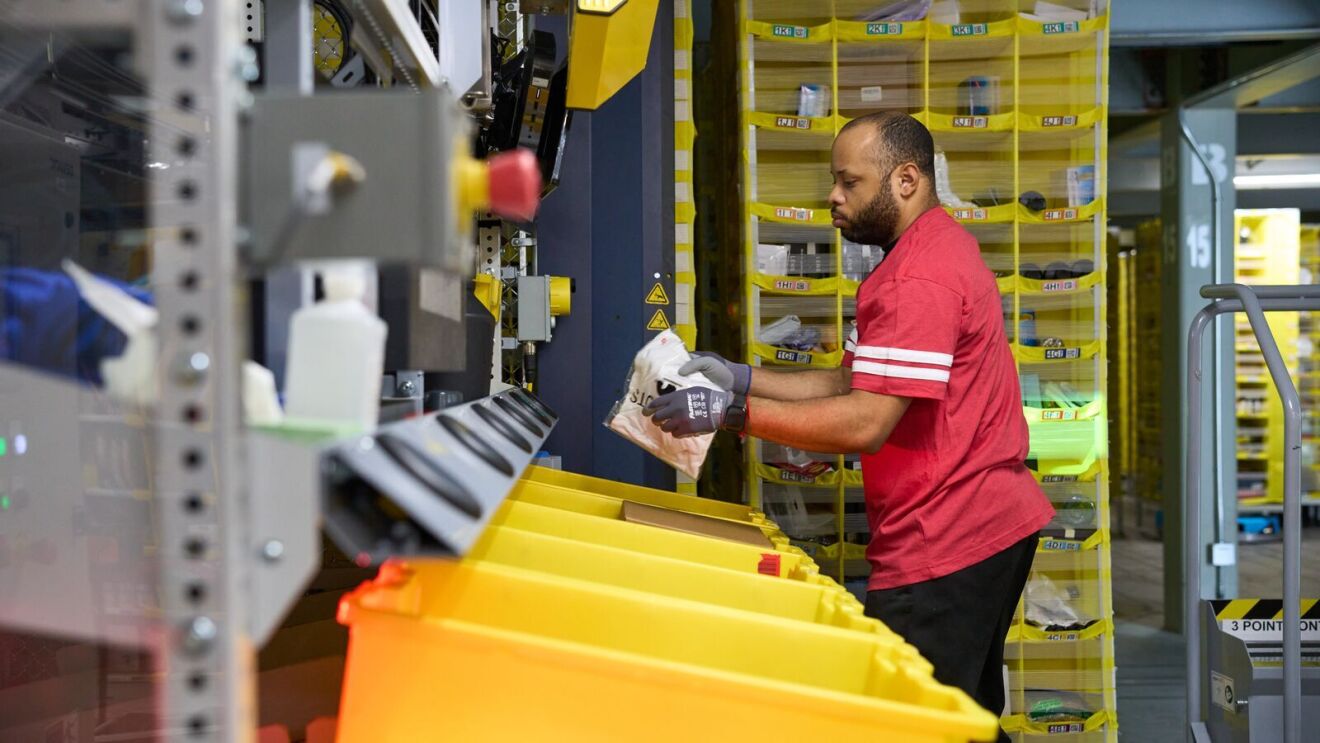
[{"xmin": 604, "ymin": 330, "xmax": 716, "ymax": 480}]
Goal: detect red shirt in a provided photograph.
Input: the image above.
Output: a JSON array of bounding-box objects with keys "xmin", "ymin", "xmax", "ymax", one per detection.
[{"xmin": 842, "ymin": 207, "xmax": 1054, "ymax": 591}]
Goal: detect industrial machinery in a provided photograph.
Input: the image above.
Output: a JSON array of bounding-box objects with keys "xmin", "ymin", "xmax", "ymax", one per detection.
[
  {"xmin": 1185, "ymin": 284, "xmax": 1320, "ymax": 743},
  {"xmin": 0, "ymin": 0, "xmax": 657, "ymax": 739}
]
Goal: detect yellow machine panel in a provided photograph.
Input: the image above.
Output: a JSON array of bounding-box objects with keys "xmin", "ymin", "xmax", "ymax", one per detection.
[{"xmin": 567, "ymin": 0, "xmax": 660, "ymax": 110}]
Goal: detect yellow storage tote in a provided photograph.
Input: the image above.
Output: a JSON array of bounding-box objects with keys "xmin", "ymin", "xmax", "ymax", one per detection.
[
  {"xmin": 336, "ymin": 559, "xmax": 999, "ymax": 742},
  {"xmin": 491, "ymin": 498, "xmax": 817, "ymax": 580},
  {"xmin": 469, "ymin": 523, "xmax": 892, "ymax": 639},
  {"xmin": 524, "ymin": 465, "xmax": 771, "ymax": 524},
  {"xmin": 509, "ymin": 477, "xmax": 790, "ymax": 543}
]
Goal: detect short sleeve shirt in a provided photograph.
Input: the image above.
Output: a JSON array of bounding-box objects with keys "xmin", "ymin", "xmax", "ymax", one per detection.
[{"xmin": 843, "ymin": 207, "xmax": 1054, "ymax": 591}]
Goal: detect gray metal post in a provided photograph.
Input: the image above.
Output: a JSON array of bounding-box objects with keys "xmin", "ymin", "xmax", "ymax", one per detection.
[{"xmin": 1185, "ymin": 284, "xmax": 1320, "ymax": 743}]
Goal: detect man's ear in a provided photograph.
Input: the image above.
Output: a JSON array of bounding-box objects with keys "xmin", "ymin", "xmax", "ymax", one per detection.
[{"xmin": 896, "ymin": 162, "xmax": 921, "ymax": 199}]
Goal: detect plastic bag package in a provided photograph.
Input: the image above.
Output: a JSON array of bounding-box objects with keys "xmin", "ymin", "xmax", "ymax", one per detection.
[{"xmin": 604, "ymin": 330, "xmax": 716, "ymax": 480}]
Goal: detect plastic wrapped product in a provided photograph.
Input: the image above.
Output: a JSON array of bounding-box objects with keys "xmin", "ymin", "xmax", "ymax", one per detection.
[{"xmin": 604, "ymin": 330, "xmax": 716, "ymax": 479}]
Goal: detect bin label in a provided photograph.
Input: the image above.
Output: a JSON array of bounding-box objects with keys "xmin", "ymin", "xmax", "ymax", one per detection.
[
  {"xmin": 774, "ymin": 349, "xmax": 813, "ymax": 364},
  {"xmin": 866, "ymin": 22, "xmax": 903, "ymax": 36},
  {"xmin": 1042, "ymin": 115, "xmax": 1079, "ymax": 127},
  {"xmin": 952, "ymin": 116, "xmax": 989, "ymax": 128},
  {"xmin": 1041, "ymin": 538, "xmax": 1082, "ymax": 552},
  {"xmin": 758, "ymin": 553, "xmax": 782, "ymax": 576},
  {"xmin": 774, "ymin": 206, "xmax": 815, "ymax": 222},
  {"xmin": 953, "ymin": 207, "xmax": 988, "ymax": 221},
  {"xmin": 1042, "ymin": 21, "xmax": 1082, "ymax": 34},
  {"xmin": 951, "ymin": 23, "xmax": 988, "ymax": 36},
  {"xmin": 1042, "ymin": 475, "xmax": 1079, "ymax": 483},
  {"xmin": 777, "ymin": 469, "xmax": 816, "ymax": 483},
  {"xmin": 772, "ymin": 24, "xmax": 809, "ymax": 39},
  {"xmin": 1044, "ymin": 347, "xmax": 1082, "ymax": 360},
  {"xmin": 774, "ymin": 115, "xmax": 812, "ymax": 130},
  {"xmin": 1044, "ymin": 208, "xmax": 1080, "ymax": 221},
  {"xmin": 1041, "ymin": 279, "xmax": 1079, "ymax": 292},
  {"xmin": 773, "ymin": 279, "xmax": 813, "ymax": 292},
  {"xmin": 1040, "ymin": 409, "xmax": 1078, "ymax": 421},
  {"xmin": 1047, "ymin": 723, "xmax": 1085, "ymax": 734}
]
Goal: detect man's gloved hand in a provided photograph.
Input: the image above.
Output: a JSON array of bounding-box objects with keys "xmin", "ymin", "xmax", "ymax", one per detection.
[
  {"xmin": 678, "ymin": 351, "xmax": 751, "ymax": 395},
  {"xmin": 644, "ymin": 386, "xmax": 734, "ymax": 437}
]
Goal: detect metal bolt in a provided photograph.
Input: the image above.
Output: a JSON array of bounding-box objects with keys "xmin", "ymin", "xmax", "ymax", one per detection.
[
  {"xmin": 261, "ymin": 539, "xmax": 284, "ymax": 562},
  {"xmin": 397, "ymin": 379, "xmax": 418, "ymax": 396},
  {"xmin": 174, "ymin": 351, "xmax": 210, "ymax": 385},
  {"xmin": 167, "ymin": 0, "xmax": 204, "ymax": 24},
  {"xmin": 182, "ymin": 615, "xmax": 217, "ymax": 656}
]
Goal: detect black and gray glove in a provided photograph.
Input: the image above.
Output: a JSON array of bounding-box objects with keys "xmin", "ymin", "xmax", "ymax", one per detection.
[{"xmin": 678, "ymin": 351, "xmax": 751, "ymax": 395}]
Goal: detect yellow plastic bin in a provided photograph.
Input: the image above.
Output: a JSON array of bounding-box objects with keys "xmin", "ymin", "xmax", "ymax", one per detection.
[
  {"xmin": 336, "ymin": 559, "xmax": 999, "ymax": 742},
  {"xmin": 525, "ymin": 465, "xmax": 771, "ymax": 524},
  {"xmin": 509, "ymin": 477, "xmax": 791, "ymax": 544},
  {"xmin": 491, "ymin": 498, "xmax": 816, "ymax": 580},
  {"xmin": 469, "ymin": 523, "xmax": 888, "ymax": 639}
]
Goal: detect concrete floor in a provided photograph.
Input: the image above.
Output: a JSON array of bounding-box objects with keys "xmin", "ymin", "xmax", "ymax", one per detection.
[{"xmin": 1110, "ymin": 528, "xmax": 1320, "ymax": 739}]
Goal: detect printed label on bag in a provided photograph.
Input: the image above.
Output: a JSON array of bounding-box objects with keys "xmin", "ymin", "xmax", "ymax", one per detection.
[
  {"xmin": 772, "ymin": 24, "xmax": 809, "ymax": 39},
  {"xmin": 866, "ymin": 22, "xmax": 902, "ymax": 36},
  {"xmin": 1044, "ymin": 208, "xmax": 1080, "ymax": 221},
  {"xmin": 951, "ymin": 23, "xmax": 988, "ymax": 36},
  {"xmin": 758, "ymin": 553, "xmax": 782, "ymax": 576},
  {"xmin": 1042, "ymin": 21, "xmax": 1081, "ymax": 34},
  {"xmin": 1041, "ymin": 279, "xmax": 1079, "ymax": 292},
  {"xmin": 773, "ymin": 279, "xmax": 812, "ymax": 292},
  {"xmin": 1042, "ymin": 115, "xmax": 1079, "ymax": 127},
  {"xmin": 773, "ymin": 206, "xmax": 814, "ymax": 222},
  {"xmin": 953, "ymin": 207, "xmax": 988, "ymax": 220},
  {"xmin": 952, "ymin": 116, "xmax": 989, "ymax": 128},
  {"xmin": 774, "ymin": 115, "xmax": 812, "ymax": 130}
]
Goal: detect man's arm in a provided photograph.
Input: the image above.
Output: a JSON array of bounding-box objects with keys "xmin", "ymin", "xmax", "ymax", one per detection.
[
  {"xmin": 749, "ymin": 365, "xmax": 852, "ymax": 401},
  {"xmin": 746, "ymin": 389, "xmax": 910, "ymax": 454}
]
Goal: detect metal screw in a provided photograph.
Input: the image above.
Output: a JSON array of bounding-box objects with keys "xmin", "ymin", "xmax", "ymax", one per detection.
[
  {"xmin": 182, "ymin": 616, "xmax": 217, "ymax": 656},
  {"xmin": 174, "ymin": 351, "xmax": 210, "ymax": 385},
  {"xmin": 261, "ymin": 539, "xmax": 284, "ymax": 562},
  {"xmin": 397, "ymin": 379, "xmax": 418, "ymax": 396},
  {"xmin": 167, "ymin": 0, "xmax": 204, "ymax": 24}
]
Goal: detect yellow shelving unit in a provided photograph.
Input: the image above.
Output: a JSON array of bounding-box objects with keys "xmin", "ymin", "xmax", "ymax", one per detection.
[
  {"xmin": 1131, "ymin": 219, "xmax": 1163, "ymax": 534},
  {"xmin": 736, "ymin": 2, "xmax": 1115, "ymax": 738},
  {"xmin": 1301, "ymin": 225, "xmax": 1320, "ymax": 498},
  {"xmin": 1233, "ymin": 209, "xmax": 1300, "ymax": 510}
]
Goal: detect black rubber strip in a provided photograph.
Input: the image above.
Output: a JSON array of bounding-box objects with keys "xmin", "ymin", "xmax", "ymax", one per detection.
[
  {"xmin": 375, "ymin": 433, "xmax": 482, "ymax": 518},
  {"xmin": 474, "ymin": 403, "xmax": 532, "ymax": 453},
  {"xmin": 437, "ymin": 414, "xmax": 515, "ymax": 476}
]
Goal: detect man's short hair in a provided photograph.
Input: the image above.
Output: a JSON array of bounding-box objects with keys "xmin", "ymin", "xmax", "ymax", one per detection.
[{"xmin": 839, "ymin": 112, "xmax": 936, "ymax": 183}]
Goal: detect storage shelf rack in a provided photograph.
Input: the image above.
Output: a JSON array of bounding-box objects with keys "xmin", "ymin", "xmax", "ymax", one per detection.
[{"xmin": 736, "ymin": 2, "xmax": 1115, "ymax": 738}]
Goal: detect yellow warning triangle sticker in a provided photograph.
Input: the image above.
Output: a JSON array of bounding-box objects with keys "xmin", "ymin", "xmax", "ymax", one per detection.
[
  {"xmin": 646, "ymin": 308, "xmax": 670, "ymax": 331},
  {"xmin": 645, "ymin": 282, "xmax": 670, "ymax": 305}
]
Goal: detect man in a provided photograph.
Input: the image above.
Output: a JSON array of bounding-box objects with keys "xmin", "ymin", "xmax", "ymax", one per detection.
[{"xmin": 646, "ymin": 111, "xmax": 1054, "ymax": 736}]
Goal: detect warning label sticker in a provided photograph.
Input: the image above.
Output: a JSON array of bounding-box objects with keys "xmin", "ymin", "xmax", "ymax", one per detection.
[
  {"xmin": 646, "ymin": 283, "xmax": 670, "ymax": 305},
  {"xmin": 1211, "ymin": 671, "xmax": 1235, "ymax": 714},
  {"xmin": 646, "ymin": 309, "xmax": 670, "ymax": 331}
]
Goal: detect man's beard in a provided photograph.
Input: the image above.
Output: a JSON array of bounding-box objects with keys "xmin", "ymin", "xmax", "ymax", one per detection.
[{"xmin": 840, "ymin": 182, "xmax": 900, "ymax": 246}]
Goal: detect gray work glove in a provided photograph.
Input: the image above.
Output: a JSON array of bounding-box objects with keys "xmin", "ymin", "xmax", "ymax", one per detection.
[
  {"xmin": 644, "ymin": 387, "xmax": 733, "ymax": 437},
  {"xmin": 678, "ymin": 351, "xmax": 751, "ymax": 395}
]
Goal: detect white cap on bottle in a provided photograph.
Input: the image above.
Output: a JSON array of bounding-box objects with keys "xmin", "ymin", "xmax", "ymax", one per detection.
[{"xmin": 322, "ymin": 269, "xmax": 366, "ymax": 303}]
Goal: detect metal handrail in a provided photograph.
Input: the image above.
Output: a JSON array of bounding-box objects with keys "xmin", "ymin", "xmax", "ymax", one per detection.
[{"xmin": 1185, "ymin": 283, "xmax": 1320, "ymax": 743}]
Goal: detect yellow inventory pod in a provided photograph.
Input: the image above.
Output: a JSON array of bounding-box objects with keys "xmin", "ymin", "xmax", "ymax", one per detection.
[{"xmin": 336, "ymin": 559, "xmax": 999, "ymax": 742}]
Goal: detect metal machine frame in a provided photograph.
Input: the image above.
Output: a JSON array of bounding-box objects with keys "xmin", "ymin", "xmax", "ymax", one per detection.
[{"xmin": 1185, "ymin": 283, "xmax": 1320, "ymax": 743}]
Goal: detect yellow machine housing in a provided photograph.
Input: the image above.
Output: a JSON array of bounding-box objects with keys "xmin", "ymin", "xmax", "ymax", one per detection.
[{"xmin": 566, "ymin": 0, "xmax": 660, "ymax": 110}]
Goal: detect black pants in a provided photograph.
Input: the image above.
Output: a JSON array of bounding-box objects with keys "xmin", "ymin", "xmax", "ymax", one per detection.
[{"xmin": 865, "ymin": 533, "xmax": 1038, "ymax": 743}]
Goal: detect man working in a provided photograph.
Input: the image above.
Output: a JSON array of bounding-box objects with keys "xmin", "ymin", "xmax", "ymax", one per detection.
[{"xmin": 646, "ymin": 111, "xmax": 1054, "ymax": 737}]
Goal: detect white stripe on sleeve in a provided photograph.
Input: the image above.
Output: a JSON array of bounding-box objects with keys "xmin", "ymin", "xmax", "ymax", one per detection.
[
  {"xmin": 854, "ymin": 345, "xmax": 953, "ymax": 367},
  {"xmin": 852, "ymin": 359, "xmax": 950, "ymax": 383}
]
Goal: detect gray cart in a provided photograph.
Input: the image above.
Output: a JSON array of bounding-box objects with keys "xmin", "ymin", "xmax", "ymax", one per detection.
[{"xmin": 1186, "ymin": 284, "xmax": 1320, "ymax": 743}]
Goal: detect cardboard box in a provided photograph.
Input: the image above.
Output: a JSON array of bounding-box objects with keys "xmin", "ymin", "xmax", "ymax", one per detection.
[{"xmin": 620, "ymin": 501, "xmax": 773, "ymax": 548}]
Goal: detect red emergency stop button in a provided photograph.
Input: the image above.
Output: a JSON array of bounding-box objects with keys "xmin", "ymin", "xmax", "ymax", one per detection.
[{"xmin": 486, "ymin": 148, "xmax": 542, "ymax": 222}]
